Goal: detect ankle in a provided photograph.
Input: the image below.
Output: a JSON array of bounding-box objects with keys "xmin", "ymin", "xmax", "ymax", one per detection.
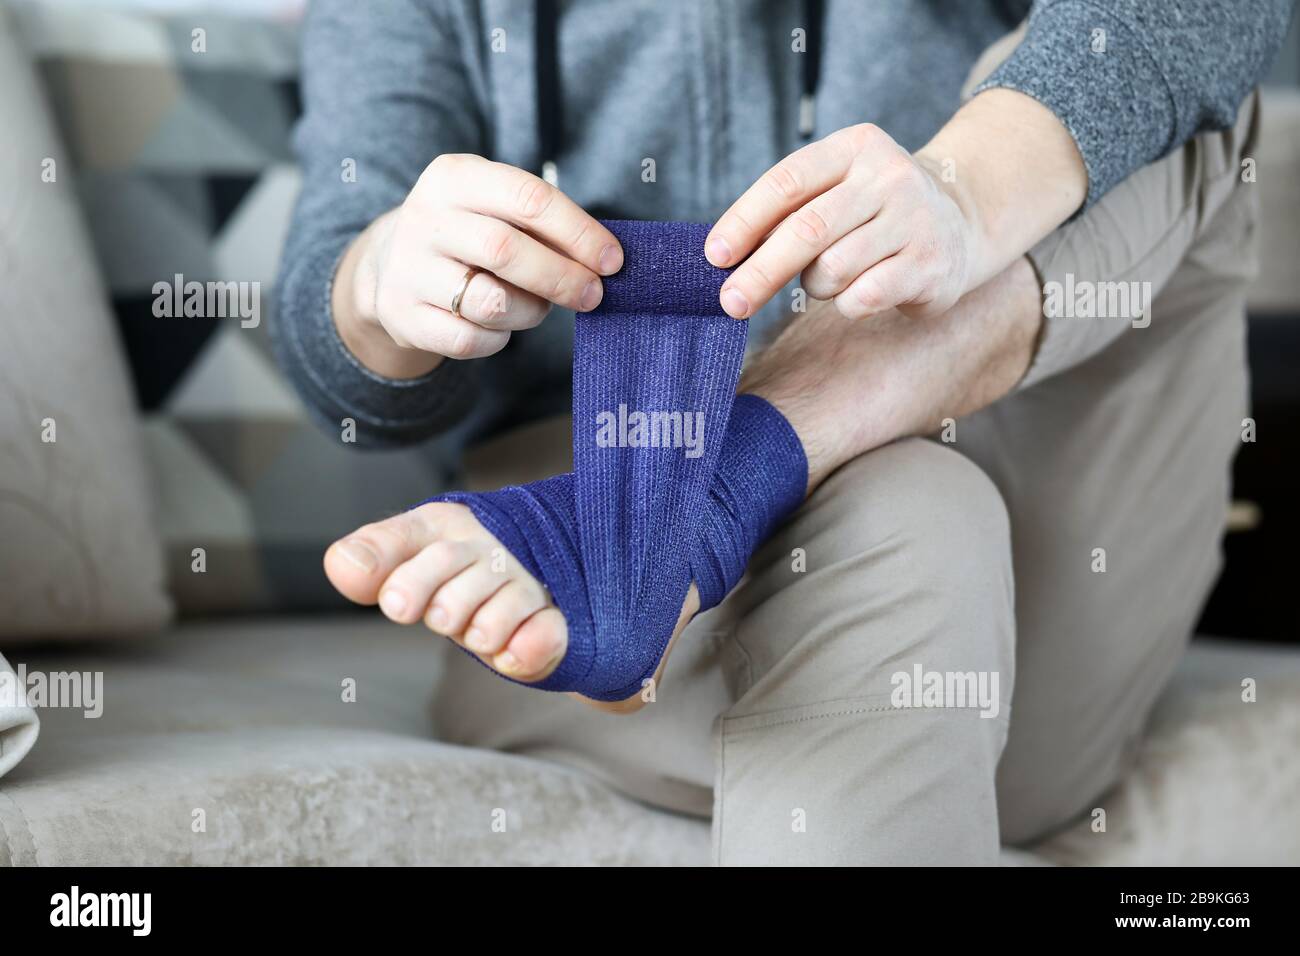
[
  {"xmin": 740, "ymin": 381, "xmax": 843, "ymax": 494},
  {"xmin": 738, "ymin": 304, "xmax": 898, "ymax": 493}
]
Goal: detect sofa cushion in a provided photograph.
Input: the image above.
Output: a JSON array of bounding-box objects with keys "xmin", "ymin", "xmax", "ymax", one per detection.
[
  {"xmin": 0, "ymin": 2, "xmax": 171, "ymax": 642},
  {"xmin": 0, "ymin": 651, "xmax": 39, "ymax": 779},
  {"xmin": 1030, "ymin": 639, "xmax": 1300, "ymax": 865},
  {"xmin": 1, "ymin": 615, "xmax": 1297, "ymax": 865},
  {"xmin": 0, "ymin": 616, "xmax": 710, "ymax": 865}
]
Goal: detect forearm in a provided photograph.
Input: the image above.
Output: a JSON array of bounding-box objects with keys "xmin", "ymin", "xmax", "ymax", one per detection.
[
  {"xmin": 271, "ymin": 0, "xmax": 488, "ymax": 447},
  {"xmin": 910, "ymin": 0, "xmax": 1292, "ymax": 303},
  {"xmin": 332, "ymin": 209, "xmax": 444, "ymax": 381},
  {"xmin": 273, "ymin": 227, "xmax": 479, "ymax": 448},
  {"xmin": 971, "ymin": 0, "xmax": 1294, "ymax": 210}
]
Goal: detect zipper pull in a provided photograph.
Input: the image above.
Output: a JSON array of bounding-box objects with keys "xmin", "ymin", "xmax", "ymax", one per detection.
[{"xmin": 798, "ymin": 93, "xmax": 816, "ymax": 139}]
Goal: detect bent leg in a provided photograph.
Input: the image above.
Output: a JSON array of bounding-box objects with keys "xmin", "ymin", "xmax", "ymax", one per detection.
[
  {"xmin": 958, "ymin": 95, "xmax": 1260, "ymax": 844},
  {"xmin": 433, "ymin": 437, "xmax": 1017, "ymax": 866},
  {"xmin": 713, "ymin": 438, "xmax": 1015, "ymax": 865}
]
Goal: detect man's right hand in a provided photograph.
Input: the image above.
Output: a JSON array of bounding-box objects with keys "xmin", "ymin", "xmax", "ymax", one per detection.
[{"xmin": 332, "ymin": 154, "xmax": 624, "ymax": 379}]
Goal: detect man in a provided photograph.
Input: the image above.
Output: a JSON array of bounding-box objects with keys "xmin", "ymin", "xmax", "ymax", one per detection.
[{"xmin": 274, "ymin": 0, "xmax": 1293, "ymax": 863}]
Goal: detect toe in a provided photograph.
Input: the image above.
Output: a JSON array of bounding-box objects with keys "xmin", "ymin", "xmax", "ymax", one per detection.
[
  {"xmin": 324, "ymin": 502, "xmax": 471, "ymax": 605},
  {"xmin": 425, "ymin": 559, "xmax": 511, "ymax": 638},
  {"xmin": 375, "ymin": 539, "xmax": 477, "ymax": 625},
  {"xmin": 494, "ymin": 607, "xmax": 567, "ymax": 682},
  {"xmin": 463, "ymin": 579, "xmax": 551, "ymax": 655}
]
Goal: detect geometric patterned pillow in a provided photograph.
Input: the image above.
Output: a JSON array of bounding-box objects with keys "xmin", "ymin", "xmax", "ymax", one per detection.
[{"xmin": 14, "ymin": 0, "xmax": 454, "ymax": 613}]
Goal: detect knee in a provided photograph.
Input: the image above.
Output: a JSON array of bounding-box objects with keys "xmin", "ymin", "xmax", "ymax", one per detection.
[
  {"xmin": 997, "ymin": 730, "xmax": 1136, "ymax": 847},
  {"xmin": 801, "ymin": 437, "xmax": 1011, "ymax": 583},
  {"xmin": 742, "ymin": 438, "xmax": 1015, "ymax": 681}
]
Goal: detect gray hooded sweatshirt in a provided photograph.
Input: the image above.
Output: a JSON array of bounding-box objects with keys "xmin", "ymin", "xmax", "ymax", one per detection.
[{"xmin": 274, "ymin": 0, "xmax": 1294, "ymax": 451}]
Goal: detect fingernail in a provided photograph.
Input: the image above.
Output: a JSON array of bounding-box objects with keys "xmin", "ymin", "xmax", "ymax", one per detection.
[
  {"xmin": 706, "ymin": 236, "xmax": 732, "ymax": 267},
  {"xmin": 465, "ymin": 628, "xmax": 490, "ymax": 652},
  {"xmin": 379, "ymin": 590, "xmax": 407, "ymax": 619},
  {"xmin": 579, "ymin": 279, "xmax": 603, "ymax": 312},
  {"xmin": 720, "ymin": 287, "xmax": 750, "ymax": 318},
  {"xmin": 428, "ymin": 605, "xmax": 449, "ymax": 631},
  {"xmin": 336, "ymin": 539, "xmax": 377, "ymax": 572},
  {"xmin": 598, "ymin": 244, "xmax": 623, "ymax": 275}
]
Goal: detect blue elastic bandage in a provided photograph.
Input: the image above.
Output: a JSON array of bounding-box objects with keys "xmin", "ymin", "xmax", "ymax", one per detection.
[{"xmin": 434, "ymin": 221, "xmax": 806, "ymax": 701}]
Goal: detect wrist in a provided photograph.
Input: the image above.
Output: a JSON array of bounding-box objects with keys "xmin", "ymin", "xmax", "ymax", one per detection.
[
  {"xmin": 332, "ymin": 215, "xmax": 443, "ymax": 380},
  {"xmin": 913, "ymin": 150, "xmax": 990, "ymax": 293},
  {"xmin": 739, "ymin": 305, "xmax": 917, "ymax": 492},
  {"xmin": 917, "ymin": 88, "xmax": 1086, "ymax": 287}
]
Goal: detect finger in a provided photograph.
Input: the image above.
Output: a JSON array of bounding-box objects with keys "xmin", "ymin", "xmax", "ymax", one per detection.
[
  {"xmin": 419, "ymin": 256, "xmax": 548, "ymax": 331},
  {"xmin": 390, "ymin": 303, "xmax": 511, "ymax": 359},
  {"xmin": 467, "ymin": 281, "xmax": 549, "ymax": 331},
  {"xmin": 720, "ymin": 180, "xmax": 880, "ymax": 318},
  {"xmin": 834, "ymin": 253, "xmax": 926, "ymax": 320},
  {"xmin": 801, "ymin": 216, "xmax": 906, "ymax": 300},
  {"xmin": 440, "ymin": 156, "xmax": 623, "ymax": 276},
  {"xmin": 705, "ymin": 130, "xmax": 858, "ymax": 269},
  {"xmin": 432, "ymin": 210, "xmax": 604, "ymax": 313}
]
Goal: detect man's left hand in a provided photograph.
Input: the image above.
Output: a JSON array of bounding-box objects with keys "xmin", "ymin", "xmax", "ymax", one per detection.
[{"xmin": 705, "ymin": 123, "xmax": 982, "ymax": 321}]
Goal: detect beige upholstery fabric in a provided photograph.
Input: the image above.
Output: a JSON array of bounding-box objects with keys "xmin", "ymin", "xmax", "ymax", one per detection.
[
  {"xmin": 0, "ymin": 651, "xmax": 39, "ymax": 780},
  {"xmin": 0, "ymin": 4, "xmax": 171, "ymax": 641},
  {"xmin": 1251, "ymin": 88, "xmax": 1300, "ymax": 314},
  {"xmin": 0, "ymin": 617, "xmax": 709, "ymax": 865},
  {"xmin": 0, "ymin": 614, "xmax": 1295, "ymax": 865},
  {"xmin": 1033, "ymin": 641, "xmax": 1300, "ymax": 865}
]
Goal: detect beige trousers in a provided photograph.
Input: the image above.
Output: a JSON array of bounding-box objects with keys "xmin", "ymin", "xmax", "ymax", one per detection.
[{"xmin": 433, "ymin": 54, "xmax": 1261, "ymax": 865}]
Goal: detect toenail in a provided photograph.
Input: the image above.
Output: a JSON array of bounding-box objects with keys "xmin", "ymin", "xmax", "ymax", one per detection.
[
  {"xmin": 465, "ymin": 628, "xmax": 491, "ymax": 652},
  {"xmin": 428, "ymin": 605, "xmax": 449, "ymax": 631},
  {"xmin": 379, "ymin": 590, "xmax": 407, "ymax": 619},
  {"xmin": 336, "ymin": 539, "xmax": 378, "ymax": 572},
  {"xmin": 495, "ymin": 650, "xmax": 522, "ymax": 674}
]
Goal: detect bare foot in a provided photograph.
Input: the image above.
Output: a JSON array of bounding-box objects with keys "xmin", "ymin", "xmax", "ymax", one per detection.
[{"xmin": 324, "ymin": 501, "xmax": 697, "ymax": 713}]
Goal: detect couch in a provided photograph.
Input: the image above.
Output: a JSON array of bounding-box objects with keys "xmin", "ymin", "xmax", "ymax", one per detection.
[{"xmin": 2, "ymin": 0, "xmax": 1299, "ymax": 866}]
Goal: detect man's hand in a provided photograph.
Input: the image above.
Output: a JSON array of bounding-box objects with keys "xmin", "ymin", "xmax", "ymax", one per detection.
[
  {"xmin": 333, "ymin": 154, "xmax": 623, "ymax": 379},
  {"xmin": 705, "ymin": 123, "xmax": 980, "ymax": 321},
  {"xmin": 706, "ymin": 89, "xmax": 1087, "ymax": 323}
]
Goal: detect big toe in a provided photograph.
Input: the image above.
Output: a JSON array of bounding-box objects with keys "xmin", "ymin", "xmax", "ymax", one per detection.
[{"xmin": 324, "ymin": 502, "xmax": 470, "ymax": 605}]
